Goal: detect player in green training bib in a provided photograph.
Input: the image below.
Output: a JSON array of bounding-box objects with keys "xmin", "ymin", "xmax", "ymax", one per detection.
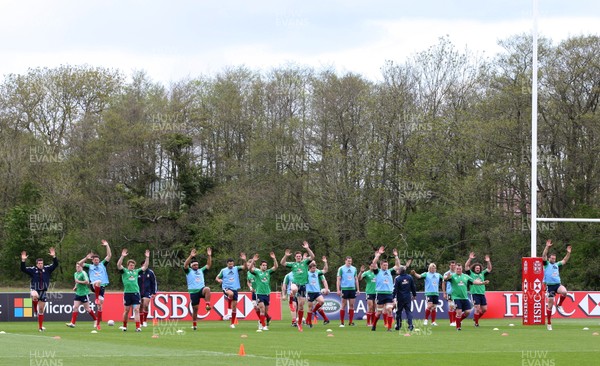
[
  {"xmin": 65, "ymin": 263, "xmax": 97, "ymax": 328},
  {"xmin": 280, "ymin": 241, "xmax": 315, "ymax": 332},
  {"xmin": 117, "ymin": 248, "xmax": 150, "ymax": 332},
  {"xmin": 465, "ymin": 252, "xmax": 492, "ymax": 327},
  {"xmin": 444, "ymin": 264, "xmax": 487, "ymax": 331},
  {"xmin": 248, "ymin": 252, "xmax": 278, "ymax": 331}
]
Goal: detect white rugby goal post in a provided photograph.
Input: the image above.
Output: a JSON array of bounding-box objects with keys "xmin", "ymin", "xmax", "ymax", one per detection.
[{"xmin": 529, "ymin": 0, "xmax": 600, "ymax": 257}]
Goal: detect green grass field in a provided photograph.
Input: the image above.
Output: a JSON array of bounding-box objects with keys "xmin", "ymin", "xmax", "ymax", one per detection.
[{"xmin": 1, "ymin": 314, "xmax": 599, "ymax": 366}]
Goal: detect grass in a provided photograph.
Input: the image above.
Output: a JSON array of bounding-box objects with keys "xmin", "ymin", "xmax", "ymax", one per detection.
[{"xmin": 1, "ymin": 313, "xmax": 599, "ymax": 366}]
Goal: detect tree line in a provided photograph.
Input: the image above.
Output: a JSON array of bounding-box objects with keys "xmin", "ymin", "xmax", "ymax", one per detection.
[{"xmin": 1, "ymin": 34, "xmax": 599, "ymax": 292}]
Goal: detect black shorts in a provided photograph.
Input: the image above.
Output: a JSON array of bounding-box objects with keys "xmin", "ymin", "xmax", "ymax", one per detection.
[
  {"xmin": 257, "ymin": 294, "xmax": 270, "ymax": 306},
  {"xmin": 472, "ymin": 294, "xmax": 487, "ymax": 306},
  {"xmin": 426, "ymin": 295, "xmax": 439, "ymax": 305},
  {"xmin": 307, "ymin": 292, "xmax": 321, "ymax": 302},
  {"xmin": 287, "ymin": 294, "xmax": 298, "ymax": 303},
  {"xmin": 189, "ymin": 289, "xmax": 207, "ymax": 306},
  {"xmin": 546, "ymin": 284, "xmax": 560, "ymax": 298},
  {"xmin": 251, "ymin": 291, "xmax": 257, "ymax": 301},
  {"xmin": 141, "ymin": 291, "xmax": 153, "ymax": 299},
  {"xmin": 366, "ymin": 293, "xmax": 376, "ymax": 301},
  {"xmin": 342, "ymin": 289, "xmax": 357, "ymax": 299},
  {"xmin": 89, "ymin": 285, "xmax": 106, "ymax": 297},
  {"xmin": 293, "ymin": 285, "xmax": 307, "ymax": 298},
  {"xmin": 223, "ymin": 289, "xmax": 238, "ymax": 300},
  {"xmin": 32, "ymin": 290, "xmax": 48, "ymax": 302},
  {"xmin": 454, "ymin": 299, "xmax": 472, "ymax": 312},
  {"xmin": 376, "ymin": 293, "xmax": 394, "ymax": 305},
  {"xmin": 74, "ymin": 294, "xmax": 90, "ymax": 303},
  {"xmin": 123, "ymin": 293, "xmax": 141, "ymax": 306}
]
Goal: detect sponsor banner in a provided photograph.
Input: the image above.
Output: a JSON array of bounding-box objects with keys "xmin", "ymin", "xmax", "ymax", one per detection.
[
  {"xmin": 317, "ymin": 291, "xmax": 600, "ymax": 320},
  {"xmin": 0, "ymin": 292, "xmax": 281, "ymax": 322},
  {"xmin": 2, "ymin": 291, "xmax": 599, "ymax": 322},
  {"xmin": 521, "ymin": 257, "xmax": 546, "ymax": 325}
]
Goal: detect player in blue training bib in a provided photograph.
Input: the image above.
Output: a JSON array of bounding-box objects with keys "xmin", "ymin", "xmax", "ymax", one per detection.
[
  {"xmin": 412, "ymin": 263, "xmax": 443, "ymax": 326},
  {"xmin": 541, "ymin": 239, "xmax": 571, "ymax": 331}
]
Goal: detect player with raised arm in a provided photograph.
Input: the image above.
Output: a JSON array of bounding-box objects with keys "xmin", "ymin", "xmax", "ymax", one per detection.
[
  {"xmin": 359, "ymin": 262, "xmax": 377, "ymax": 326},
  {"xmin": 306, "ymin": 257, "xmax": 330, "ymax": 327},
  {"xmin": 336, "ymin": 255, "xmax": 360, "ymax": 327},
  {"xmin": 184, "ymin": 248, "xmax": 212, "ymax": 331},
  {"xmin": 138, "ymin": 263, "xmax": 157, "ymax": 327},
  {"xmin": 542, "ymin": 239, "xmax": 571, "ymax": 330},
  {"xmin": 117, "ymin": 248, "xmax": 150, "ymax": 332},
  {"xmin": 411, "ymin": 263, "xmax": 443, "ymax": 326},
  {"xmin": 280, "ymin": 241, "xmax": 314, "ymax": 332},
  {"xmin": 66, "ymin": 263, "xmax": 97, "ymax": 328},
  {"xmin": 465, "ymin": 252, "xmax": 492, "ymax": 327},
  {"xmin": 443, "ymin": 264, "xmax": 487, "ymax": 331},
  {"xmin": 371, "ymin": 247, "xmax": 396, "ymax": 332},
  {"xmin": 246, "ymin": 258, "xmax": 262, "ymax": 325},
  {"xmin": 216, "ymin": 253, "xmax": 247, "ymax": 328},
  {"xmin": 78, "ymin": 239, "xmax": 112, "ymax": 330},
  {"xmin": 248, "ymin": 252, "xmax": 278, "ymax": 331},
  {"xmin": 443, "ymin": 261, "xmax": 457, "ymax": 326},
  {"xmin": 20, "ymin": 247, "xmax": 59, "ymax": 331}
]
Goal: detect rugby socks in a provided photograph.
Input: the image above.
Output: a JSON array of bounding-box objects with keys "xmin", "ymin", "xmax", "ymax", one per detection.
[
  {"xmin": 123, "ymin": 320, "xmax": 128, "ymax": 328},
  {"xmin": 38, "ymin": 314, "xmax": 44, "ymax": 329},
  {"xmin": 255, "ymin": 308, "xmax": 261, "ymax": 317},
  {"xmin": 474, "ymin": 312, "xmax": 480, "ymax": 325},
  {"xmin": 557, "ymin": 295, "xmax": 566, "ymax": 307},
  {"xmin": 372, "ymin": 313, "xmax": 380, "ymax": 328},
  {"xmin": 449, "ymin": 310, "xmax": 456, "ymax": 323},
  {"xmin": 135, "ymin": 321, "xmax": 140, "ymax": 329},
  {"xmin": 97, "ymin": 310, "xmax": 103, "ymax": 324},
  {"xmin": 546, "ymin": 308, "xmax": 552, "ymax": 325},
  {"xmin": 259, "ymin": 314, "xmax": 266, "ymax": 327},
  {"xmin": 456, "ymin": 312, "xmax": 468, "ymax": 328},
  {"xmin": 340, "ymin": 309, "xmax": 345, "ymax": 325},
  {"xmin": 88, "ymin": 310, "xmax": 96, "ymax": 321},
  {"xmin": 386, "ymin": 314, "xmax": 393, "ymax": 330},
  {"xmin": 94, "ymin": 285, "xmax": 101, "ymax": 299},
  {"xmin": 366, "ymin": 312, "xmax": 374, "ymax": 326},
  {"xmin": 349, "ymin": 309, "xmax": 355, "ymax": 324},
  {"xmin": 231, "ymin": 310, "xmax": 237, "ymax": 324},
  {"xmin": 425, "ymin": 308, "xmax": 431, "ymax": 321},
  {"xmin": 431, "ymin": 310, "xmax": 437, "ymax": 323},
  {"xmin": 319, "ymin": 309, "xmax": 329, "ymax": 322},
  {"xmin": 71, "ymin": 312, "xmax": 78, "ymax": 324},
  {"xmin": 193, "ymin": 321, "xmax": 197, "ymax": 328},
  {"xmin": 33, "ymin": 300, "xmax": 39, "ymax": 315},
  {"xmin": 306, "ymin": 312, "xmax": 313, "ymax": 325}
]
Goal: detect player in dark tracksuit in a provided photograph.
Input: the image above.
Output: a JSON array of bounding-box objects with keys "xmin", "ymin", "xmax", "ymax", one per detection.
[
  {"xmin": 138, "ymin": 267, "xmax": 157, "ymax": 327},
  {"xmin": 393, "ymin": 265, "xmax": 417, "ymax": 331},
  {"xmin": 20, "ymin": 247, "xmax": 59, "ymax": 331}
]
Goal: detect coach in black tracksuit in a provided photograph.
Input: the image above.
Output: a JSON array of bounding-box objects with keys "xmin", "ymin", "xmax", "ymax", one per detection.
[{"xmin": 393, "ymin": 265, "xmax": 417, "ymax": 331}]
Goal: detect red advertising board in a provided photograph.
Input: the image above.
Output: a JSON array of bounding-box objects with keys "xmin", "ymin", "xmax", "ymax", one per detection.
[
  {"xmin": 521, "ymin": 257, "xmax": 545, "ymax": 325},
  {"xmin": 3, "ymin": 290, "xmax": 600, "ymax": 322},
  {"xmin": 100, "ymin": 292, "xmax": 281, "ymax": 322}
]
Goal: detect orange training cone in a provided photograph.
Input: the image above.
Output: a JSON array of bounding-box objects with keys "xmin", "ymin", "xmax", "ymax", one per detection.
[{"xmin": 238, "ymin": 344, "xmax": 246, "ymax": 356}]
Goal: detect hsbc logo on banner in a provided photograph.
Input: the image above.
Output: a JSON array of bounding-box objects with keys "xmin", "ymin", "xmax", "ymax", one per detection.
[
  {"xmin": 214, "ymin": 294, "xmax": 253, "ymax": 318},
  {"xmin": 533, "ymin": 279, "xmax": 542, "ymax": 294},
  {"xmin": 533, "ymin": 260, "xmax": 543, "ymax": 274},
  {"xmin": 578, "ymin": 293, "xmax": 600, "ymax": 316},
  {"xmin": 523, "ymin": 261, "xmax": 528, "ymax": 275}
]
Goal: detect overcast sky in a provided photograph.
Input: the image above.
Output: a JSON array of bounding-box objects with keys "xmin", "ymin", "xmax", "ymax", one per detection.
[{"xmin": 1, "ymin": 0, "xmax": 599, "ymax": 84}]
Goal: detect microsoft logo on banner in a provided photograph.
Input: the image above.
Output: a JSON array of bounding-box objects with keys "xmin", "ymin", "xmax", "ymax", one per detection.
[{"xmin": 14, "ymin": 298, "xmax": 33, "ymax": 317}]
